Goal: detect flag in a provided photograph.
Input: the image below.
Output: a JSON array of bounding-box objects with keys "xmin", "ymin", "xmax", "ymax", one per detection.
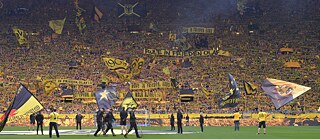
[
  {"xmin": 180, "ymin": 89, "xmax": 194, "ymax": 102},
  {"xmin": 118, "ymin": 2, "xmax": 146, "ymax": 18},
  {"xmin": 103, "ymin": 58, "xmax": 129, "ymax": 70},
  {"xmin": 169, "ymin": 32, "xmax": 176, "ymax": 41},
  {"xmin": 218, "ymin": 73, "xmax": 241, "ymax": 108},
  {"xmin": 0, "ymin": 84, "xmax": 44, "ymax": 132},
  {"xmin": 131, "ymin": 58, "xmax": 144, "ymax": 75},
  {"xmin": 76, "ymin": 16, "xmax": 86, "ymax": 33},
  {"xmin": 162, "ymin": 66, "xmax": 170, "ymax": 75},
  {"xmin": 218, "ymin": 50, "xmax": 231, "ymax": 57},
  {"xmin": 94, "ymin": 85, "xmax": 118, "ymax": 110},
  {"xmin": 261, "ymin": 78, "xmax": 311, "ymax": 109},
  {"xmin": 120, "ymin": 92, "xmax": 138, "ymax": 111},
  {"xmin": 49, "ymin": 18, "xmax": 66, "ymax": 34},
  {"xmin": 243, "ymin": 81, "xmax": 258, "ymax": 95},
  {"xmin": 12, "ymin": 27, "xmax": 27, "ymax": 45},
  {"xmin": 94, "ymin": 6, "xmax": 103, "ymax": 23}
]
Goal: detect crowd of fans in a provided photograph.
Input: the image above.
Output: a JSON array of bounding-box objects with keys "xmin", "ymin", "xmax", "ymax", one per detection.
[{"xmin": 0, "ymin": 0, "xmax": 319, "ymax": 115}]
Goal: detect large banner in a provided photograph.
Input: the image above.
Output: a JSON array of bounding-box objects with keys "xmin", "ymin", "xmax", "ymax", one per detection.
[
  {"xmin": 144, "ymin": 48, "xmax": 231, "ymax": 57},
  {"xmin": 182, "ymin": 27, "xmax": 215, "ymax": 34},
  {"xmin": 130, "ymin": 81, "xmax": 172, "ymax": 90},
  {"xmin": 41, "ymin": 79, "xmax": 93, "ymax": 94}
]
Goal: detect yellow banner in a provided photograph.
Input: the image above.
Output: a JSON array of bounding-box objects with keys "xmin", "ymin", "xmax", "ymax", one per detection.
[
  {"xmin": 49, "ymin": 18, "xmax": 66, "ymax": 34},
  {"xmin": 12, "ymin": 27, "xmax": 27, "ymax": 45},
  {"xmin": 144, "ymin": 48, "xmax": 231, "ymax": 57},
  {"xmin": 131, "ymin": 58, "xmax": 144, "ymax": 75},
  {"xmin": 55, "ymin": 79, "xmax": 93, "ymax": 85},
  {"xmin": 103, "ymin": 58, "xmax": 129, "ymax": 70},
  {"xmin": 182, "ymin": 27, "xmax": 215, "ymax": 34},
  {"xmin": 41, "ymin": 79, "xmax": 93, "ymax": 93},
  {"xmin": 144, "ymin": 48, "xmax": 215, "ymax": 57},
  {"xmin": 132, "ymin": 91, "xmax": 163, "ymax": 98},
  {"xmin": 130, "ymin": 81, "xmax": 172, "ymax": 90}
]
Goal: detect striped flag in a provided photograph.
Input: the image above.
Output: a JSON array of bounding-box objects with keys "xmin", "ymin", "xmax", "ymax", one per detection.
[
  {"xmin": 261, "ymin": 78, "xmax": 311, "ymax": 109},
  {"xmin": 94, "ymin": 6, "xmax": 103, "ymax": 23},
  {"xmin": 0, "ymin": 84, "xmax": 44, "ymax": 132}
]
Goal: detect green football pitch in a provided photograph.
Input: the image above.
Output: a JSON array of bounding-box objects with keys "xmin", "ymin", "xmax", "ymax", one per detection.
[{"xmin": 1, "ymin": 126, "xmax": 319, "ymax": 139}]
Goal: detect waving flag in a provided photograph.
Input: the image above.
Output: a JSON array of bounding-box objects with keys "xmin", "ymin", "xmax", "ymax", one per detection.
[
  {"xmin": 103, "ymin": 58, "xmax": 129, "ymax": 70},
  {"xmin": 94, "ymin": 85, "xmax": 118, "ymax": 109},
  {"xmin": 119, "ymin": 92, "xmax": 138, "ymax": 111},
  {"xmin": 261, "ymin": 78, "xmax": 311, "ymax": 109},
  {"xmin": 0, "ymin": 84, "xmax": 44, "ymax": 132},
  {"xmin": 12, "ymin": 27, "xmax": 27, "ymax": 45},
  {"xmin": 94, "ymin": 6, "xmax": 103, "ymax": 23},
  {"xmin": 49, "ymin": 18, "xmax": 66, "ymax": 34},
  {"xmin": 243, "ymin": 81, "xmax": 258, "ymax": 95},
  {"xmin": 218, "ymin": 73, "xmax": 241, "ymax": 108}
]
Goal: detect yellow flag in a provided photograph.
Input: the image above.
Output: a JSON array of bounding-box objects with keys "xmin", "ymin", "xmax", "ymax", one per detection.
[
  {"xmin": 162, "ymin": 66, "xmax": 170, "ymax": 75},
  {"xmin": 169, "ymin": 32, "xmax": 176, "ymax": 41},
  {"xmin": 218, "ymin": 50, "xmax": 231, "ymax": 57},
  {"xmin": 12, "ymin": 27, "xmax": 27, "ymax": 45},
  {"xmin": 49, "ymin": 18, "xmax": 66, "ymax": 34},
  {"xmin": 131, "ymin": 58, "xmax": 144, "ymax": 75},
  {"xmin": 103, "ymin": 58, "xmax": 129, "ymax": 70}
]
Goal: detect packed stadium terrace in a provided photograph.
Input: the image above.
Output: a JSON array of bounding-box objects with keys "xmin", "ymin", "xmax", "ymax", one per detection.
[{"xmin": 0, "ymin": 0, "xmax": 319, "ymax": 116}]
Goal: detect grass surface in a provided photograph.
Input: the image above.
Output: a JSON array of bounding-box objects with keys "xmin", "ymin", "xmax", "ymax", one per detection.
[{"xmin": 1, "ymin": 126, "xmax": 319, "ymax": 139}]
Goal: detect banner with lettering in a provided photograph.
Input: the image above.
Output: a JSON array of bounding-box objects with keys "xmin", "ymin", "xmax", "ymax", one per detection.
[
  {"xmin": 130, "ymin": 81, "xmax": 173, "ymax": 90},
  {"xmin": 182, "ymin": 27, "xmax": 215, "ymax": 34},
  {"xmin": 144, "ymin": 48, "xmax": 231, "ymax": 57}
]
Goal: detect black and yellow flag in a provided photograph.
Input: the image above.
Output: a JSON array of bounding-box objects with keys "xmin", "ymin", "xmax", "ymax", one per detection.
[
  {"xmin": 103, "ymin": 58, "xmax": 129, "ymax": 70},
  {"xmin": 120, "ymin": 92, "xmax": 138, "ymax": 110},
  {"xmin": 243, "ymin": 81, "xmax": 258, "ymax": 95},
  {"xmin": 0, "ymin": 84, "xmax": 44, "ymax": 132},
  {"xmin": 131, "ymin": 58, "xmax": 144, "ymax": 75},
  {"xmin": 12, "ymin": 27, "xmax": 27, "ymax": 45}
]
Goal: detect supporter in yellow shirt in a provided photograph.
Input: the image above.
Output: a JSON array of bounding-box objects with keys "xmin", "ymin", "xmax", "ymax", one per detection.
[
  {"xmin": 257, "ymin": 109, "xmax": 268, "ymax": 135},
  {"xmin": 233, "ymin": 109, "xmax": 241, "ymax": 131},
  {"xmin": 49, "ymin": 108, "xmax": 60, "ymax": 138}
]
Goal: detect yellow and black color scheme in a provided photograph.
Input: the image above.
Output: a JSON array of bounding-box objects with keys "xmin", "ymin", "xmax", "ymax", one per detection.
[
  {"xmin": 119, "ymin": 92, "xmax": 138, "ymax": 111},
  {"xmin": 180, "ymin": 89, "xmax": 194, "ymax": 102},
  {"xmin": 218, "ymin": 73, "xmax": 241, "ymax": 108},
  {"xmin": 243, "ymin": 81, "xmax": 258, "ymax": 95},
  {"xmin": 0, "ymin": 84, "xmax": 44, "ymax": 132}
]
